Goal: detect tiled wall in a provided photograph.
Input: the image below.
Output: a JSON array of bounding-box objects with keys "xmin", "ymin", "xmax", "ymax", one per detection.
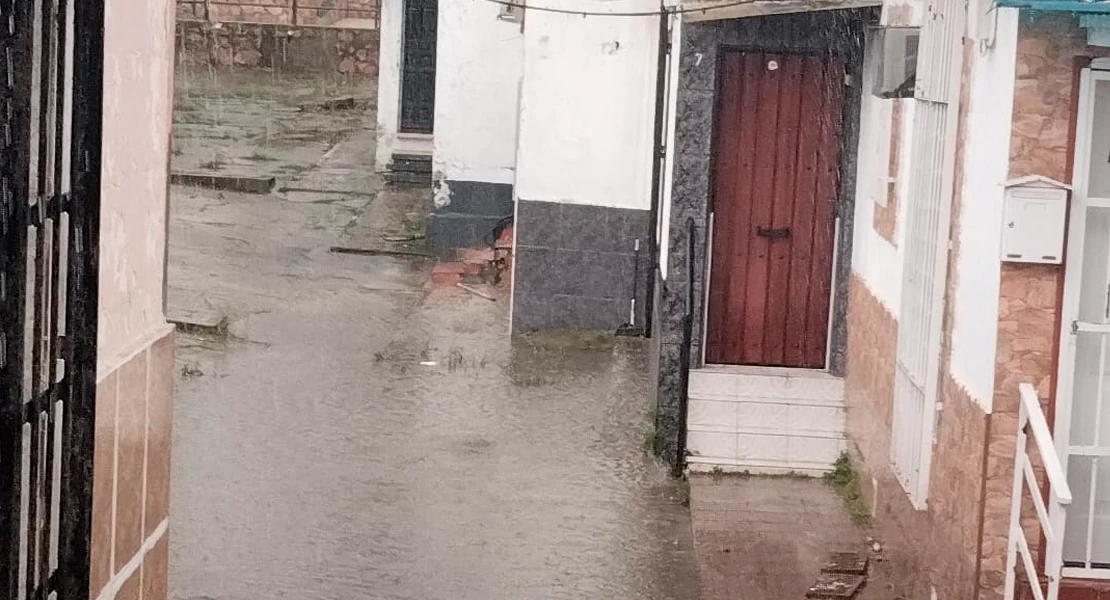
[
  {"xmin": 843, "ymin": 275, "xmax": 989, "ymax": 600},
  {"xmin": 511, "ymin": 199, "xmax": 651, "ymax": 331},
  {"xmin": 91, "ymin": 328, "xmax": 174, "ymax": 600}
]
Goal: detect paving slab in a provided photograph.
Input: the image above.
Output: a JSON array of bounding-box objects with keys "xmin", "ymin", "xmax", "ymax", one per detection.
[{"xmin": 690, "ymin": 475, "xmax": 867, "ymax": 600}]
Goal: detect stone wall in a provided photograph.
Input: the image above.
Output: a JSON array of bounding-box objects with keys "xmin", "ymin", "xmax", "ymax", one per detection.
[
  {"xmin": 844, "ymin": 276, "xmax": 989, "ymax": 600},
  {"xmin": 177, "ymin": 0, "xmax": 379, "ymax": 27},
  {"xmin": 176, "ymin": 20, "xmax": 379, "ymax": 76}
]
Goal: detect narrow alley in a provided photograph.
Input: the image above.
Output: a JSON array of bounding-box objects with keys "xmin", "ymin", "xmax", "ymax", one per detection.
[{"xmin": 165, "ymin": 69, "xmax": 700, "ymax": 600}]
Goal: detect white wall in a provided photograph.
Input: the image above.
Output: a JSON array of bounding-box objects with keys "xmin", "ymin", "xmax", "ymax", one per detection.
[
  {"xmin": 514, "ymin": 0, "xmax": 659, "ymax": 210},
  {"xmin": 850, "ymin": 34, "xmax": 913, "ymax": 316},
  {"xmin": 99, "ymin": 0, "xmax": 175, "ymax": 376},
  {"xmin": 948, "ymin": 7, "xmax": 1020, "ymax": 410},
  {"xmin": 432, "ymin": 0, "xmax": 523, "ymax": 188},
  {"xmin": 658, "ymin": 14, "xmax": 681, "ymax": 279},
  {"xmin": 375, "ymin": 0, "xmax": 403, "ymax": 171}
]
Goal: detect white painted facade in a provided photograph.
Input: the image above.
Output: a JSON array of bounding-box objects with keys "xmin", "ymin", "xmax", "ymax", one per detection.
[
  {"xmin": 514, "ymin": 0, "xmax": 659, "ymax": 210},
  {"xmin": 432, "ymin": 0, "xmax": 523, "ymax": 190},
  {"xmin": 948, "ymin": 5, "xmax": 1020, "ymax": 410},
  {"xmin": 851, "ymin": 11, "xmax": 1017, "ymax": 411},
  {"xmin": 99, "ymin": 0, "xmax": 176, "ymax": 376},
  {"xmin": 850, "ymin": 93, "xmax": 912, "ymax": 317}
]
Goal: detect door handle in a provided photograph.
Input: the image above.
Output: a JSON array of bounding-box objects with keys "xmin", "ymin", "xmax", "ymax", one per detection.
[{"xmin": 756, "ymin": 226, "xmax": 791, "ymax": 239}]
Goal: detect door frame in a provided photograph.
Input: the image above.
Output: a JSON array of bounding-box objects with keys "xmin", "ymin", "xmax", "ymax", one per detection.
[
  {"xmin": 1053, "ymin": 65, "xmax": 1110, "ymax": 581},
  {"xmin": 0, "ymin": 0, "xmax": 103, "ymax": 598},
  {"xmin": 702, "ymin": 46, "xmax": 854, "ymax": 374}
]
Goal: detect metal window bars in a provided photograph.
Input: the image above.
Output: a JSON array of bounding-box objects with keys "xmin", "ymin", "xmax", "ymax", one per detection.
[{"xmin": 1, "ymin": 0, "xmax": 101, "ymax": 599}]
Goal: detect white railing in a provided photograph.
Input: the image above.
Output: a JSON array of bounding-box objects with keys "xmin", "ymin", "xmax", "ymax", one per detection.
[{"xmin": 1004, "ymin": 383, "xmax": 1074, "ymax": 600}]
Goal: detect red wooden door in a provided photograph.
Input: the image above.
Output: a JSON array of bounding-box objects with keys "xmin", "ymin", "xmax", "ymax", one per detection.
[{"xmin": 705, "ymin": 51, "xmax": 845, "ymax": 369}]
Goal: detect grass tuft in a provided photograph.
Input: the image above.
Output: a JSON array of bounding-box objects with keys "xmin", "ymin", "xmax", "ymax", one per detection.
[{"xmin": 824, "ymin": 452, "xmax": 872, "ymax": 526}]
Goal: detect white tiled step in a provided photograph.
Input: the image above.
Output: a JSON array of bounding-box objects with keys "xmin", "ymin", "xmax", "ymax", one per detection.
[
  {"xmin": 687, "ymin": 398, "xmax": 845, "ymax": 437},
  {"xmin": 689, "ymin": 366, "xmax": 845, "ymax": 405},
  {"xmin": 685, "ymin": 430, "xmax": 846, "ymax": 469},
  {"xmin": 685, "ymin": 366, "xmax": 847, "ymax": 473}
]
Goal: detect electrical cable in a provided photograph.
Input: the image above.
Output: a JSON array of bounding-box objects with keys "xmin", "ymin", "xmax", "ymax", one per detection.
[{"xmin": 482, "ymin": 0, "xmax": 765, "ymax": 18}]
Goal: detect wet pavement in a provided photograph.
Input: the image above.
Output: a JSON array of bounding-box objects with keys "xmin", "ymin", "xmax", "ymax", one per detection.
[
  {"xmin": 167, "ymin": 70, "xmax": 699, "ymax": 600},
  {"xmin": 690, "ymin": 476, "xmax": 869, "ymax": 600}
]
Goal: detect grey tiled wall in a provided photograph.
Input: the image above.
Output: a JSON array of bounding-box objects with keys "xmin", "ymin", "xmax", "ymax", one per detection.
[{"xmin": 511, "ymin": 200, "xmax": 651, "ymax": 332}]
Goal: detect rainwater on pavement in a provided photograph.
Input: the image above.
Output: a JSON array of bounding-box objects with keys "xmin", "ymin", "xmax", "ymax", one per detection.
[{"xmin": 167, "ymin": 69, "xmax": 699, "ymax": 600}]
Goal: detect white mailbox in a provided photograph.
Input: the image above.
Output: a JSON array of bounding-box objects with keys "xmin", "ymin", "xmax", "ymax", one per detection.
[{"xmin": 1001, "ymin": 175, "xmax": 1070, "ymax": 264}]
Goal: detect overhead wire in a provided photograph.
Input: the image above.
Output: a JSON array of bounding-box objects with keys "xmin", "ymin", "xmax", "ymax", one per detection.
[{"xmin": 482, "ymin": 0, "xmax": 764, "ymax": 17}]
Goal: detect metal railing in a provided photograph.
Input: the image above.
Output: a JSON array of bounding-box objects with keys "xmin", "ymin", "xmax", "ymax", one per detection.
[
  {"xmin": 1003, "ymin": 383, "xmax": 1074, "ymax": 600},
  {"xmin": 177, "ymin": 0, "xmax": 379, "ymax": 27}
]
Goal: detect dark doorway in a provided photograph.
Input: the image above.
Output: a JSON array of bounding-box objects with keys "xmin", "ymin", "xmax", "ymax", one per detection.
[
  {"xmin": 399, "ymin": 0, "xmax": 437, "ymax": 134},
  {"xmin": 705, "ymin": 50, "xmax": 845, "ymax": 369},
  {"xmin": 0, "ymin": 1, "xmax": 103, "ymax": 599}
]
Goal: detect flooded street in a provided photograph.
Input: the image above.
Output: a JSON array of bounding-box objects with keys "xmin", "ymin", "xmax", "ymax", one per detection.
[{"xmin": 166, "ymin": 70, "xmax": 699, "ymax": 600}]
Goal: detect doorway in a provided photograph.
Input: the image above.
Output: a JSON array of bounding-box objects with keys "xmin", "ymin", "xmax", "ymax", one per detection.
[
  {"xmin": 1056, "ymin": 66, "xmax": 1110, "ymax": 579},
  {"xmin": 705, "ymin": 50, "xmax": 845, "ymax": 369},
  {"xmin": 0, "ymin": 0, "xmax": 103, "ymax": 598},
  {"xmin": 399, "ymin": 0, "xmax": 436, "ymax": 134}
]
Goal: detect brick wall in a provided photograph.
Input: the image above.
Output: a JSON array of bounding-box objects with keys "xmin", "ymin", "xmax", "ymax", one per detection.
[
  {"xmin": 91, "ymin": 330, "xmax": 175, "ymax": 600},
  {"xmin": 176, "ymin": 21, "xmax": 379, "ymax": 76},
  {"xmin": 844, "ymin": 276, "xmax": 989, "ymax": 600},
  {"xmin": 177, "ymin": 0, "xmax": 379, "ymax": 27}
]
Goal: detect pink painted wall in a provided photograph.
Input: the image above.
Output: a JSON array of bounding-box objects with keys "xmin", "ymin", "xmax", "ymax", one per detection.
[{"xmin": 97, "ymin": 0, "xmax": 176, "ymax": 376}]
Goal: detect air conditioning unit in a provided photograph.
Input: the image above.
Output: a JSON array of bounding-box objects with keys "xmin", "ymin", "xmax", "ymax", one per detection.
[{"xmin": 870, "ymin": 27, "xmax": 920, "ymax": 98}]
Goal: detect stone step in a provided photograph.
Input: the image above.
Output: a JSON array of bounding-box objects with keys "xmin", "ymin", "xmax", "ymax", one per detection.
[
  {"xmin": 385, "ymin": 170, "xmax": 432, "ymax": 186},
  {"xmin": 390, "ymin": 153, "xmax": 432, "ymax": 173}
]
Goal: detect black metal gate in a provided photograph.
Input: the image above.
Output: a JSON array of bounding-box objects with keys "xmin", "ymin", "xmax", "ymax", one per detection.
[
  {"xmin": 1, "ymin": 0, "xmax": 104, "ymax": 599},
  {"xmin": 399, "ymin": 0, "xmax": 436, "ymax": 134}
]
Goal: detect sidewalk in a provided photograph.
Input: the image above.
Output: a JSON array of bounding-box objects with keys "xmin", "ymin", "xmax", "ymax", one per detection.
[{"xmin": 690, "ymin": 475, "xmax": 874, "ymax": 600}]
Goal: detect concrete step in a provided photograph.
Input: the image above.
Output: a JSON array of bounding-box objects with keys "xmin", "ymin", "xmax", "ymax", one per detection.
[
  {"xmin": 385, "ymin": 170, "xmax": 432, "ymax": 186},
  {"xmin": 390, "ymin": 153, "xmax": 432, "ymax": 173}
]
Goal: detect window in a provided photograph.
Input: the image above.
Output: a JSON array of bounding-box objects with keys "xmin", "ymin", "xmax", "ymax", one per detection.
[{"xmin": 870, "ymin": 27, "xmax": 920, "ymax": 99}]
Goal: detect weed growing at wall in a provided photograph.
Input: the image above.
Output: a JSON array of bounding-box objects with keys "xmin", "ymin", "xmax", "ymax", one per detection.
[{"xmin": 825, "ymin": 453, "xmax": 872, "ymax": 526}]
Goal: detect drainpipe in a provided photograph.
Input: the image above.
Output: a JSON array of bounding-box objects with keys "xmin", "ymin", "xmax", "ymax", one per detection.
[{"xmin": 644, "ymin": 3, "xmax": 671, "ymax": 338}]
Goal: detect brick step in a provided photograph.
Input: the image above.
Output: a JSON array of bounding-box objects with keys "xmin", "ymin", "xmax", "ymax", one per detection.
[{"xmin": 385, "ymin": 170, "xmax": 432, "ymax": 186}]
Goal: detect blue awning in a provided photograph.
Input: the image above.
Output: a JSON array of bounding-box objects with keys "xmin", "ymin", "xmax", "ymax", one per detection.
[{"xmin": 994, "ymin": 0, "xmax": 1110, "ymax": 12}]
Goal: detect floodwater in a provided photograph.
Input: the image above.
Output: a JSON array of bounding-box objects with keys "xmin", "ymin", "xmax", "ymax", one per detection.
[{"xmin": 167, "ymin": 70, "xmax": 699, "ymax": 600}]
